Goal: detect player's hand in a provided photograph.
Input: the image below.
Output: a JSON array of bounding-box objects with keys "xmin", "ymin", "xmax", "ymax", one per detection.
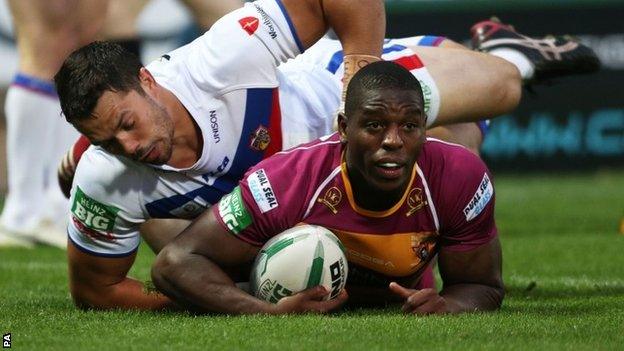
[
  {"xmin": 389, "ymin": 282, "xmax": 449, "ymax": 315},
  {"xmin": 273, "ymin": 286, "xmax": 348, "ymax": 314}
]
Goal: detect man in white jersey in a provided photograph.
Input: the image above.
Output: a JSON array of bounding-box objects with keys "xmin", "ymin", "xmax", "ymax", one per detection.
[{"xmin": 54, "ymin": 0, "xmax": 599, "ymax": 310}]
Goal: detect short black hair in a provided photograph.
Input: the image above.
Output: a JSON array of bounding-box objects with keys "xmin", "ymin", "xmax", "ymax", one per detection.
[
  {"xmin": 54, "ymin": 41, "xmax": 143, "ymax": 123},
  {"xmin": 344, "ymin": 60, "xmax": 424, "ymax": 117}
]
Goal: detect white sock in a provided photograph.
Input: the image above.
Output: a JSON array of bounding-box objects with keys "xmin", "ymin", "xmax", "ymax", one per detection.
[
  {"xmin": 490, "ymin": 48, "xmax": 535, "ymax": 81},
  {"xmin": 42, "ymin": 106, "xmax": 79, "ymax": 229},
  {"xmin": 1, "ymin": 74, "xmax": 60, "ymax": 232}
]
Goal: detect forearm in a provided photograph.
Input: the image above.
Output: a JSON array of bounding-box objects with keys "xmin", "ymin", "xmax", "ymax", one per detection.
[
  {"xmin": 321, "ymin": 0, "xmax": 384, "ymax": 100},
  {"xmin": 71, "ymin": 277, "xmax": 175, "ymax": 311},
  {"xmin": 321, "ymin": 0, "xmax": 385, "ymax": 56},
  {"xmin": 440, "ymin": 283, "xmax": 504, "ymax": 313},
  {"xmin": 152, "ymin": 250, "xmax": 274, "ymax": 315}
]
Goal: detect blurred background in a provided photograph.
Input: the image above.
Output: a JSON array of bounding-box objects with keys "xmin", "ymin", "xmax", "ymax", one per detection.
[
  {"xmin": 383, "ymin": 0, "xmax": 624, "ymax": 172},
  {"xmin": 0, "ymin": 0, "xmax": 622, "ymax": 193}
]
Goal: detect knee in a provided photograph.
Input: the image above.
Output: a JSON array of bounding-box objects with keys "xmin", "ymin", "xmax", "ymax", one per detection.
[
  {"xmin": 492, "ymin": 59, "xmax": 522, "ymax": 113},
  {"xmin": 151, "ymin": 244, "xmax": 186, "ymax": 289}
]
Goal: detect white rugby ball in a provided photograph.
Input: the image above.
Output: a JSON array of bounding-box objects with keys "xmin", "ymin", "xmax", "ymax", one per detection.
[{"xmin": 250, "ymin": 224, "xmax": 348, "ymax": 303}]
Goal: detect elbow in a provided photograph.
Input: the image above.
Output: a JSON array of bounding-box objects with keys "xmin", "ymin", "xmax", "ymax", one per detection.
[
  {"xmin": 69, "ymin": 284, "xmax": 107, "ymax": 311},
  {"xmin": 491, "ymin": 284, "xmax": 505, "ymax": 310},
  {"xmin": 487, "ymin": 278, "xmax": 506, "ymax": 310}
]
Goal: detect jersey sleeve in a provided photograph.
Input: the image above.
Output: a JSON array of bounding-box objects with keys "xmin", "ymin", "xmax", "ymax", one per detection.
[
  {"xmin": 182, "ymin": 0, "xmax": 304, "ymax": 93},
  {"xmin": 212, "ymin": 152, "xmax": 312, "ymax": 246},
  {"xmin": 67, "ymin": 148, "xmax": 146, "ymax": 257},
  {"xmin": 430, "ymin": 143, "xmax": 497, "ymax": 252}
]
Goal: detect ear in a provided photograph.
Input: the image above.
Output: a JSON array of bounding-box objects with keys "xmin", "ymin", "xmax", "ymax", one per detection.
[
  {"xmin": 138, "ymin": 67, "xmax": 156, "ymax": 89},
  {"xmin": 337, "ymin": 111, "xmax": 348, "ymax": 143}
]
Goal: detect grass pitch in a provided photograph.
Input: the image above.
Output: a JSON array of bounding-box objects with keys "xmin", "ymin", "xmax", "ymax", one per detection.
[{"xmin": 2, "ymin": 171, "xmax": 624, "ymax": 350}]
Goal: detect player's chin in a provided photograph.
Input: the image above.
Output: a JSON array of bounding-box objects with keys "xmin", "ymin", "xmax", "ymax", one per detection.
[
  {"xmin": 370, "ymin": 170, "xmax": 410, "ymax": 192},
  {"xmin": 151, "ymin": 142, "xmax": 173, "ymax": 165}
]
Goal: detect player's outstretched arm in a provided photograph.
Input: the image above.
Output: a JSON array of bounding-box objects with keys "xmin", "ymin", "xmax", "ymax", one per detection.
[
  {"xmin": 389, "ymin": 237, "xmax": 504, "ymax": 314},
  {"xmin": 437, "ymin": 236, "xmax": 504, "ymax": 312},
  {"xmin": 68, "ymin": 242, "xmax": 176, "ymax": 310},
  {"xmin": 151, "ymin": 209, "xmax": 347, "ymax": 314}
]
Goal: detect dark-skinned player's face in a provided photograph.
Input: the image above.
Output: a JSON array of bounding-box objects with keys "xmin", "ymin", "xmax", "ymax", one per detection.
[
  {"xmin": 339, "ymin": 87, "xmax": 426, "ymax": 195},
  {"xmin": 74, "ymin": 88, "xmax": 174, "ymax": 165}
]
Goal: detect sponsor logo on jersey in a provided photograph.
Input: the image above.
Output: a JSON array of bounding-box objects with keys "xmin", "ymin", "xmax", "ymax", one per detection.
[
  {"xmin": 317, "ymin": 187, "xmax": 342, "ymax": 214},
  {"xmin": 247, "ymin": 169, "xmax": 278, "ymax": 213},
  {"xmin": 209, "ymin": 110, "xmax": 220, "ymax": 143},
  {"xmin": 406, "ymin": 187, "xmax": 427, "ymax": 217},
  {"xmin": 250, "ymin": 125, "xmax": 271, "ymax": 151},
  {"xmin": 238, "ymin": 16, "xmax": 259, "ymax": 36},
  {"xmin": 464, "ymin": 173, "xmax": 494, "ymax": 221},
  {"xmin": 218, "ymin": 186, "xmax": 252, "ymax": 234},
  {"xmin": 347, "ymin": 248, "xmax": 396, "ymax": 270},
  {"xmin": 205, "ymin": 156, "xmax": 230, "ymax": 179},
  {"xmin": 253, "ymin": 4, "xmax": 277, "ymax": 39},
  {"xmin": 71, "ymin": 186, "xmax": 119, "ymax": 242}
]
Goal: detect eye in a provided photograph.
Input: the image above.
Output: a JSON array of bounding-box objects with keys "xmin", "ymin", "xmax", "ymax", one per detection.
[
  {"xmin": 366, "ymin": 121, "xmax": 383, "ymax": 131},
  {"xmin": 403, "ymin": 122, "xmax": 419, "ymax": 132},
  {"xmin": 122, "ymin": 119, "xmax": 135, "ymax": 131}
]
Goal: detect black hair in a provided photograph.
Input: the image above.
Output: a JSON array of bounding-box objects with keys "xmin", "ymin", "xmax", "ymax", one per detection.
[
  {"xmin": 54, "ymin": 41, "xmax": 143, "ymax": 123},
  {"xmin": 344, "ymin": 60, "xmax": 424, "ymax": 117}
]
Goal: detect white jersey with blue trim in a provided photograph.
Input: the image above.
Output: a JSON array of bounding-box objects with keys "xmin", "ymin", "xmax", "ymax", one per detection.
[{"xmin": 67, "ymin": 0, "xmax": 446, "ymax": 257}]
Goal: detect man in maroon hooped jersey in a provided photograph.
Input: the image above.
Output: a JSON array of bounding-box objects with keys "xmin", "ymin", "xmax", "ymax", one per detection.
[{"xmin": 151, "ymin": 61, "xmax": 503, "ymax": 315}]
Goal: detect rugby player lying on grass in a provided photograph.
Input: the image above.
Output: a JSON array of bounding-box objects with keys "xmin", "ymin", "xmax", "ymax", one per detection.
[
  {"xmin": 57, "ymin": 0, "xmax": 597, "ymax": 311},
  {"xmin": 151, "ymin": 61, "xmax": 504, "ymax": 315}
]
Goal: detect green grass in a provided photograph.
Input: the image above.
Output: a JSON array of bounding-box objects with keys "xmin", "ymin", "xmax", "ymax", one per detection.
[{"xmin": 2, "ymin": 172, "xmax": 624, "ymax": 350}]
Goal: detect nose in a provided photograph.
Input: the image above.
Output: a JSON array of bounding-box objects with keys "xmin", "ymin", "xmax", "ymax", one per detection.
[
  {"xmin": 116, "ymin": 133, "xmax": 140, "ymax": 158},
  {"xmin": 381, "ymin": 124, "xmax": 403, "ymax": 150}
]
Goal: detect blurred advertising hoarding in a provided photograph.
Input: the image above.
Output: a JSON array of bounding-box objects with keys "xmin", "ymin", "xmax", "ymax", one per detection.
[{"xmin": 386, "ymin": 0, "xmax": 623, "ymax": 171}]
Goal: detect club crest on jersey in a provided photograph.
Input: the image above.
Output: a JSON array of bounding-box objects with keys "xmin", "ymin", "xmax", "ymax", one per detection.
[
  {"xmin": 247, "ymin": 169, "xmax": 279, "ymax": 213},
  {"xmin": 406, "ymin": 187, "xmax": 427, "ymax": 217},
  {"xmin": 250, "ymin": 125, "xmax": 271, "ymax": 151},
  {"xmin": 317, "ymin": 187, "xmax": 342, "ymax": 214},
  {"xmin": 239, "ymin": 16, "xmax": 259, "ymax": 35},
  {"xmin": 464, "ymin": 173, "xmax": 494, "ymax": 221},
  {"xmin": 70, "ymin": 186, "xmax": 119, "ymax": 242},
  {"xmin": 410, "ymin": 232, "xmax": 437, "ymax": 264}
]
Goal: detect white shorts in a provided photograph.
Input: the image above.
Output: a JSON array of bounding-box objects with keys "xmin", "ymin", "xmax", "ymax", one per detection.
[{"xmin": 278, "ymin": 36, "xmax": 445, "ymax": 148}]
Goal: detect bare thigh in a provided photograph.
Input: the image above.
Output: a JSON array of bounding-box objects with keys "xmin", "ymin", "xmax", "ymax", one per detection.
[
  {"xmin": 8, "ymin": 0, "xmax": 109, "ymax": 77},
  {"xmin": 408, "ymin": 39, "xmax": 521, "ymax": 127}
]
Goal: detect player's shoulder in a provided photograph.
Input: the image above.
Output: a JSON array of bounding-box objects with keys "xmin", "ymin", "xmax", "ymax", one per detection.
[
  {"xmin": 420, "ymin": 137, "xmax": 488, "ymax": 175},
  {"xmin": 73, "ymin": 147, "xmax": 143, "ymax": 196},
  {"xmin": 420, "ymin": 139, "xmax": 495, "ymax": 229},
  {"xmin": 252, "ymin": 133, "xmax": 342, "ymax": 174}
]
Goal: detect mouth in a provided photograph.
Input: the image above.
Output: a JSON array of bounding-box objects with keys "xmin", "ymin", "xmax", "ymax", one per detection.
[
  {"xmin": 374, "ymin": 160, "xmax": 406, "ymax": 179},
  {"xmin": 138, "ymin": 144, "xmax": 159, "ymax": 163}
]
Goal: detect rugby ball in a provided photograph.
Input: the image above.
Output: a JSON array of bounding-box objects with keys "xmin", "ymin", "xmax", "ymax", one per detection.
[{"xmin": 250, "ymin": 224, "xmax": 348, "ymax": 303}]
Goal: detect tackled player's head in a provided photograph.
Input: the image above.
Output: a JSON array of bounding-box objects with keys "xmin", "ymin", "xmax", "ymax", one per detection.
[
  {"xmin": 55, "ymin": 41, "xmax": 143, "ymax": 124},
  {"xmin": 338, "ymin": 61, "xmax": 426, "ymax": 210},
  {"xmin": 55, "ymin": 41, "xmax": 174, "ymax": 165}
]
